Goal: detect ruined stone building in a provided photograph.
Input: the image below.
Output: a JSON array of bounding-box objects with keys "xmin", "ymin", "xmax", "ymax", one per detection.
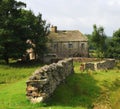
[{"xmin": 46, "ymin": 26, "xmax": 88, "ymax": 58}]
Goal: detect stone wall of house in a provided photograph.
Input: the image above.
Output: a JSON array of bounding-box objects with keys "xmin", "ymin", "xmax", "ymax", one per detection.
[
  {"xmin": 84, "ymin": 59, "xmax": 115, "ymax": 70},
  {"xmin": 26, "ymin": 58, "xmax": 74, "ymax": 103},
  {"xmin": 47, "ymin": 41, "xmax": 88, "ymax": 58}
]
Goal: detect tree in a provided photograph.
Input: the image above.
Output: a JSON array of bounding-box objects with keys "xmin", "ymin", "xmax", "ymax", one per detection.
[
  {"xmin": 21, "ymin": 10, "xmax": 50, "ymax": 60},
  {"xmin": 31, "ymin": 13, "xmax": 50, "ymax": 60},
  {"xmin": 106, "ymin": 29, "xmax": 120, "ymax": 59},
  {"xmin": 91, "ymin": 24, "xmax": 106, "ymax": 58},
  {"xmin": 0, "ymin": 0, "xmax": 27, "ymax": 64},
  {"xmin": 0, "ymin": 0, "xmax": 50, "ymax": 63}
]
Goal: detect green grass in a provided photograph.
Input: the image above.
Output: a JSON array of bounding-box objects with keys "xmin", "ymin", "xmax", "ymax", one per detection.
[
  {"xmin": 0, "ymin": 78, "xmax": 46, "ymax": 109},
  {"xmin": 0, "ymin": 61, "xmax": 120, "ymax": 109},
  {"xmin": 0, "ymin": 62, "xmax": 42, "ymax": 85}
]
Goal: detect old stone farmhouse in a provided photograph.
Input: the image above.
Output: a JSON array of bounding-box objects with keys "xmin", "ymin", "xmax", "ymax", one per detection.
[
  {"xmin": 27, "ymin": 26, "xmax": 88, "ymax": 61},
  {"xmin": 46, "ymin": 26, "xmax": 88, "ymax": 58}
]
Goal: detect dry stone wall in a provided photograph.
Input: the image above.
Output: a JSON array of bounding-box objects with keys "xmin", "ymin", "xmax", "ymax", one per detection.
[
  {"xmin": 26, "ymin": 58, "xmax": 74, "ymax": 103},
  {"xmin": 84, "ymin": 59, "xmax": 115, "ymax": 70}
]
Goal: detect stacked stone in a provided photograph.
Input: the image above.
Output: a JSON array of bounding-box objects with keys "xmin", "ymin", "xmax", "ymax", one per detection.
[
  {"xmin": 84, "ymin": 59, "xmax": 115, "ymax": 70},
  {"xmin": 84, "ymin": 62, "xmax": 94, "ymax": 70},
  {"xmin": 97, "ymin": 59, "xmax": 115, "ymax": 70},
  {"xmin": 26, "ymin": 58, "xmax": 74, "ymax": 103}
]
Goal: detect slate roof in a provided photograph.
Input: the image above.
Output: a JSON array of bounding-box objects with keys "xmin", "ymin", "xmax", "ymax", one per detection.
[{"xmin": 48, "ymin": 30, "xmax": 88, "ymax": 42}]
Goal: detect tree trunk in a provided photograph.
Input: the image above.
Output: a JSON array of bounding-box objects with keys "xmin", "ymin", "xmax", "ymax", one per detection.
[
  {"xmin": 4, "ymin": 56, "xmax": 9, "ymax": 64},
  {"xmin": 4, "ymin": 53, "xmax": 9, "ymax": 64}
]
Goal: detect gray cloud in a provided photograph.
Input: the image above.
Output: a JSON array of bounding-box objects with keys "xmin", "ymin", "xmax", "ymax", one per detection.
[{"xmin": 17, "ymin": 0, "xmax": 120, "ymax": 36}]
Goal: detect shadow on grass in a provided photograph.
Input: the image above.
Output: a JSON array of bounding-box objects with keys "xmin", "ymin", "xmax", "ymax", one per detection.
[
  {"xmin": 46, "ymin": 73, "xmax": 101, "ymax": 109},
  {"xmin": 0, "ymin": 60, "xmax": 44, "ymax": 68}
]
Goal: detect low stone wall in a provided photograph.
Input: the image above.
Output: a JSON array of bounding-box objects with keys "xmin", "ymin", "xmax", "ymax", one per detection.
[
  {"xmin": 84, "ymin": 59, "xmax": 115, "ymax": 70},
  {"xmin": 26, "ymin": 58, "xmax": 74, "ymax": 103},
  {"xmin": 73, "ymin": 57, "xmax": 99, "ymax": 62}
]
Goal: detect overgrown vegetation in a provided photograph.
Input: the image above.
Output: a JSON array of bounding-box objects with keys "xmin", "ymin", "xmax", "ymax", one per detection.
[{"xmin": 0, "ymin": 61, "xmax": 120, "ymax": 109}]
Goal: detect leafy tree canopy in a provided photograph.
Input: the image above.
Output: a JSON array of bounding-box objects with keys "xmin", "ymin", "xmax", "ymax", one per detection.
[
  {"xmin": 106, "ymin": 29, "xmax": 120, "ymax": 59},
  {"xmin": 0, "ymin": 0, "xmax": 50, "ymax": 64},
  {"xmin": 91, "ymin": 24, "xmax": 106, "ymax": 58}
]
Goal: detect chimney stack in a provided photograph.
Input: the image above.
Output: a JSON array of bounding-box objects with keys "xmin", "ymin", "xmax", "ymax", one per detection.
[{"xmin": 50, "ymin": 26, "xmax": 57, "ymax": 33}]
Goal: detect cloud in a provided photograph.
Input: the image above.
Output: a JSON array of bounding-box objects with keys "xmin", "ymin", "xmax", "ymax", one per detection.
[{"xmin": 17, "ymin": 0, "xmax": 120, "ymax": 36}]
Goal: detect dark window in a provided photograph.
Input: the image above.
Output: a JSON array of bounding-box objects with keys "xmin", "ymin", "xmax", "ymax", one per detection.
[
  {"xmin": 54, "ymin": 43, "xmax": 58, "ymax": 49},
  {"xmin": 68, "ymin": 43, "xmax": 73, "ymax": 48},
  {"xmin": 81, "ymin": 43, "xmax": 85, "ymax": 49}
]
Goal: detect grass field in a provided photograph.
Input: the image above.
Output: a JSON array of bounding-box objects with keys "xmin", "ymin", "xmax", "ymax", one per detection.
[{"xmin": 0, "ymin": 61, "xmax": 120, "ymax": 109}]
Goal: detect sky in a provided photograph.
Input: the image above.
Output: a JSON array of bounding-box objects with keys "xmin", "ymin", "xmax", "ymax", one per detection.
[{"xmin": 17, "ymin": 0, "xmax": 120, "ymax": 36}]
